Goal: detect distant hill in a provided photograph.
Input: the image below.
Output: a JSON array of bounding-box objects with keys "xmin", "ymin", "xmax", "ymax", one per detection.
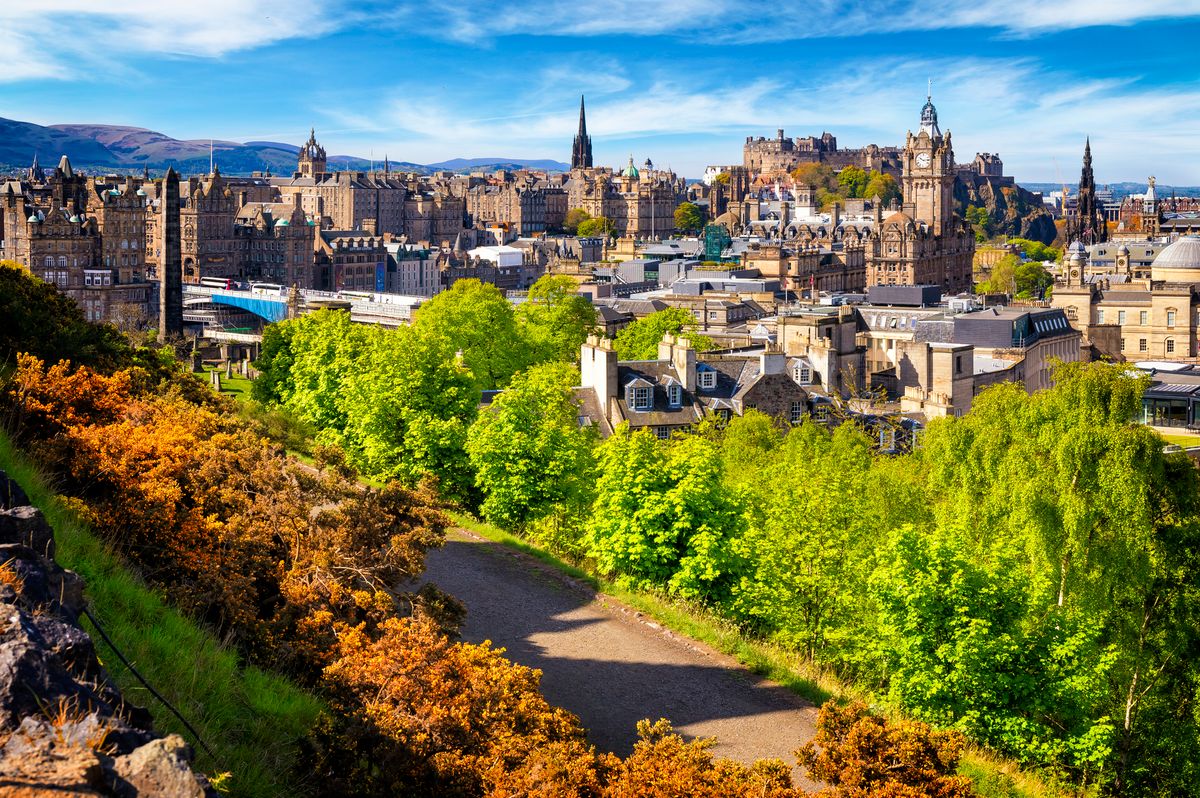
[
  {"xmin": 0, "ymin": 116, "xmax": 566, "ymax": 178},
  {"xmin": 425, "ymin": 157, "xmax": 571, "ymax": 172}
]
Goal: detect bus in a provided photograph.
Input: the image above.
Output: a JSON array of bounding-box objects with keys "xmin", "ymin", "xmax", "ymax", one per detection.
[
  {"xmin": 199, "ymin": 277, "xmax": 236, "ymax": 290},
  {"xmin": 336, "ymin": 290, "xmax": 375, "ymax": 302},
  {"xmin": 250, "ymin": 282, "xmax": 284, "ymax": 296}
]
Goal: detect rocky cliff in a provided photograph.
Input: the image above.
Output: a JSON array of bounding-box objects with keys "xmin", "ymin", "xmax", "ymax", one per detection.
[
  {"xmin": 0, "ymin": 472, "xmax": 214, "ymax": 797},
  {"xmin": 956, "ymin": 175, "xmax": 1057, "ymax": 245}
]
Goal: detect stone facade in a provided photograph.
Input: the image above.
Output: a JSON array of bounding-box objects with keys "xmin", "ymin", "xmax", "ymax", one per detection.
[
  {"xmin": 742, "ymin": 129, "xmax": 902, "ymax": 177},
  {"xmin": 0, "ymin": 156, "xmax": 153, "ymax": 323}
]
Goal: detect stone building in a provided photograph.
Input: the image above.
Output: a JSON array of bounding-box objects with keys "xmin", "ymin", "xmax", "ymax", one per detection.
[
  {"xmin": 273, "ymin": 130, "xmax": 465, "ymax": 244},
  {"xmin": 0, "ymin": 156, "xmax": 152, "ymax": 323},
  {"xmin": 566, "ymin": 157, "xmax": 681, "ymax": 238},
  {"xmin": 576, "ymin": 333, "xmax": 819, "ymax": 437},
  {"xmin": 316, "ymin": 230, "xmax": 387, "ymax": 292},
  {"xmin": 774, "ymin": 292, "xmax": 1081, "ymax": 418},
  {"xmin": 1053, "ymin": 236, "xmax": 1200, "ymax": 361},
  {"xmin": 742, "ymin": 128, "xmax": 902, "ymax": 177},
  {"xmin": 465, "ymin": 176, "xmax": 549, "ymax": 236},
  {"xmin": 864, "ymin": 93, "xmax": 974, "ymax": 293}
]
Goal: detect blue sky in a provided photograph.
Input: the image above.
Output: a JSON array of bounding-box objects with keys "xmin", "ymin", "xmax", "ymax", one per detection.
[{"xmin": 4, "ymin": 1, "xmax": 1200, "ymax": 183}]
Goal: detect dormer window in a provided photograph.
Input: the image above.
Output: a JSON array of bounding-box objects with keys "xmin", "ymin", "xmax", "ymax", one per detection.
[
  {"xmin": 668, "ymin": 383, "xmax": 682, "ymax": 408},
  {"xmin": 625, "ymin": 385, "xmax": 652, "ymax": 410},
  {"xmin": 698, "ymin": 368, "xmax": 716, "ymax": 390},
  {"xmin": 793, "ymin": 365, "xmax": 811, "ymax": 384}
]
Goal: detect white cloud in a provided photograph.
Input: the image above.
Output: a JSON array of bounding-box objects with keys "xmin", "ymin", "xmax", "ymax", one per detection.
[
  {"xmin": 323, "ymin": 54, "xmax": 1200, "ymax": 184},
  {"xmin": 0, "ymin": 0, "xmax": 344, "ymax": 82},
  {"xmin": 386, "ymin": 0, "xmax": 1200, "ymax": 42}
]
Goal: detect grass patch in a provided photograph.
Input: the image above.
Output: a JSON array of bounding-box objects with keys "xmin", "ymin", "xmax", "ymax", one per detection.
[
  {"xmin": 202, "ymin": 364, "xmax": 254, "ymax": 400},
  {"xmin": 1156, "ymin": 431, "xmax": 1200, "ymax": 448},
  {"xmin": 450, "ymin": 510, "xmax": 1060, "ymax": 798},
  {"xmin": 0, "ymin": 430, "xmax": 323, "ymax": 798}
]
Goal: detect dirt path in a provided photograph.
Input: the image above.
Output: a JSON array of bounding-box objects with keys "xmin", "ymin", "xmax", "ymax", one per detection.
[{"xmin": 420, "ymin": 528, "xmax": 819, "ymax": 788}]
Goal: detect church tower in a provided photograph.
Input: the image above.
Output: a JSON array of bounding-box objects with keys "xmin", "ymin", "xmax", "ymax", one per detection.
[
  {"xmin": 571, "ymin": 95, "xmax": 593, "ymax": 170},
  {"xmin": 1075, "ymin": 138, "xmax": 1107, "ymax": 244},
  {"xmin": 902, "ymin": 89, "xmax": 956, "ymax": 236},
  {"xmin": 297, "ymin": 128, "xmax": 327, "ymax": 179}
]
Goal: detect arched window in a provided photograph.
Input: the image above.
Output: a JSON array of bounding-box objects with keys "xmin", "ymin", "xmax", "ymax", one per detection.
[
  {"xmin": 58, "ymin": 256, "xmax": 67, "ymax": 268},
  {"xmin": 43, "ymin": 256, "xmax": 53, "ymax": 268}
]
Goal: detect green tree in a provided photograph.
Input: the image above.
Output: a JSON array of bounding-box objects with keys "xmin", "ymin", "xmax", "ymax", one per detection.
[
  {"xmin": 564, "ymin": 207, "xmax": 590, "ymax": 234},
  {"xmin": 966, "ymin": 205, "xmax": 992, "ymax": 242},
  {"xmin": 836, "ymin": 166, "xmax": 869, "ymax": 199},
  {"xmin": 576, "ymin": 217, "xmax": 614, "ymax": 238},
  {"xmin": 338, "ymin": 325, "xmax": 479, "ymax": 499},
  {"xmin": 251, "ymin": 322, "xmax": 296, "ymax": 404},
  {"xmin": 673, "ymin": 202, "xmax": 704, "ymax": 232},
  {"xmin": 1010, "ymin": 237, "xmax": 1060, "ymax": 263},
  {"xmin": 712, "ymin": 171, "xmax": 730, "ymax": 185},
  {"xmin": 0, "ymin": 260, "xmax": 131, "ymax": 371},
  {"xmin": 517, "ymin": 275, "xmax": 598, "ymax": 363},
  {"xmin": 587, "ymin": 427, "xmax": 748, "ymax": 601},
  {"xmin": 1013, "ymin": 259, "xmax": 1054, "ymax": 299},
  {"xmin": 466, "ymin": 362, "xmax": 594, "ymax": 530},
  {"xmin": 278, "ymin": 310, "xmax": 368, "ymax": 437},
  {"xmin": 977, "ymin": 253, "xmax": 1019, "ymax": 295},
  {"xmin": 729, "ymin": 422, "xmax": 887, "ymax": 659},
  {"xmin": 917, "ymin": 364, "xmax": 1200, "ymax": 788},
  {"xmin": 612, "ymin": 308, "xmax": 714, "ymax": 361},
  {"xmin": 412, "ymin": 279, "xmax": 534, "ymax": 390}
]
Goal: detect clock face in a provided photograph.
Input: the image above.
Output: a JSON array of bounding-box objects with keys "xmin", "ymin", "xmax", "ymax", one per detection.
[{"xmin": 915, "ymin": 153, "xmax": 931, "ymax": 168}]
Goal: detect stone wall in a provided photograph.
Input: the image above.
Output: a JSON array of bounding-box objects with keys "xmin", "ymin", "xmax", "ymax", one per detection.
[{"xmin": 0, "ymin": 471, "xmax": 215, "ymax": 797}]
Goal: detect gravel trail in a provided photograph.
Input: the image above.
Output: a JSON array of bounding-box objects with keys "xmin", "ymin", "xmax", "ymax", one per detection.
[{"xmin": 420, "ymin": 528, "xmax": 820, "ymax": 787}]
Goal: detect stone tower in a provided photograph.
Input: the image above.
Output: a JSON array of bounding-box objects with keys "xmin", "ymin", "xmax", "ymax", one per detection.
[
  {"xmin": 158, "ymin": 168, "xmax": 183, "ymax": 342},
  {"xmin": 1075, "ymin": 138, "xmax": 1107, "ymax": 245},
  {"xmin": 297, "ymin": 128, "xmax": 327, "ymax": 179},
  {"xmin": 571, "ymin": 95, "xmax": 593, "ymax": 170},
  {"xmin": 902, "ymin": 90, "xmax": 955, "ymax": 236}
]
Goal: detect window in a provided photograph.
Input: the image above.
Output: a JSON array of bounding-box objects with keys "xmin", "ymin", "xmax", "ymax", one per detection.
[
  {"xmin": 668, "ymin": 384, "xmax": 682, "ymax": 408},
  {"xmin": 955, "ymin": 355, "xmax": 964, "ymax": 374},
  {"xmin": 1121, "ymin": 338, "xmax": 1126, "ymax": 351},
  {"xmin": 793, "ymin": 365, "xmax": 811, "ymax": 384},
  {"xmin": 1168, "ymin": 310, "xmax": 1177, "ymax": 327},
  {"xmin": 698, "ymin": 369, "xmax": 715, "ymax": 390},
  {"xmin": 1167, "ymin": 338, "xmax": 1176, "ymax": 354},
  {"xmin": 1097, "ymin": 309, "xmax": 1104, "ymax": 324},
  {"xmin": 813, "ymin": 404, "xmax": 830, "ymax": 421},
  {"xmin": 790, "ymin": 401, "xmax": 805, "ymax": 423},
  {"xmin": 1139, "ymin": 338, "xmax": 1148, "ymax": 352},
  {"xmin": 1118, "ymin": 310, "xmax": 1126, "ymax": 324},
  {"xmin": 1140, "ymin": 310, "xmax": 1149, "ymax": 325},
  {"xmin": 633, "ymin": 386, "xmax": 651, "ymax": 409},
  {"xmin": 654, "ymin": 426, "xmax": 670, "ymax": 440}
]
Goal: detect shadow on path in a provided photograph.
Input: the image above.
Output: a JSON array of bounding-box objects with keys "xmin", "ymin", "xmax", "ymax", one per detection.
[{"xmin": 419, "ymin": 530, "xmax": 819, "ymax": 787}]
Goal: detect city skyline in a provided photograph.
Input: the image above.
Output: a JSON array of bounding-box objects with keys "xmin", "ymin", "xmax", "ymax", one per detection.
[{"xmin": 4, "ymin": 1, "xmax": 1200, "ymax": 182}]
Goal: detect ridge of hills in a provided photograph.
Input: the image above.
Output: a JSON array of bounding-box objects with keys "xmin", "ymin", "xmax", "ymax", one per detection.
[{"xmin": 0, "ymin": 116, "xmax": 569, "ymax": 176}]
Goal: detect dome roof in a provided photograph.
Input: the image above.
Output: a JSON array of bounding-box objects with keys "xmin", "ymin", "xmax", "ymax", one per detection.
[
  {"xmin": 884, "ymin": 211, "xmax": 914, "ymax": 226},
  {"xmin": 1152, "ymin": 236, "xmax": 1200, "ymax": 270},
  {"xmin": 621, "ymin": 155, "xmax": 639, "ymax": 179}
]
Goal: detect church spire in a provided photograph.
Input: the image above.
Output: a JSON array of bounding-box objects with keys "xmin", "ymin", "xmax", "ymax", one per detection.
[{"xmin": 571, "ymin": 95, "xmax": 593, "ymax": 170}]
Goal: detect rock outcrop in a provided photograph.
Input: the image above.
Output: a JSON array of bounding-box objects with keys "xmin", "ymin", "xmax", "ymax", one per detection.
[
  {"xmin": 956, "ymin": 175, "xmax": 1057, "ymax": 245},
  {"xmin": 0, "ymin": 471, "xmax": 214, "ymax": 797}
]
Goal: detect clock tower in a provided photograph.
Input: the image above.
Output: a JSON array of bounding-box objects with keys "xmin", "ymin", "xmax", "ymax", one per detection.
[{"xmin": 902, "ymin": 91, "xmax": 956, "ymax": 236}]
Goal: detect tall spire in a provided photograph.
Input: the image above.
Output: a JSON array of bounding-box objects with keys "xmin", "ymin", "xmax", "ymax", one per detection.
[
  {"xmin": 1076, "ymin": 136, "xmax": 1105, "ymax": 245},
  {"xmin": 571, "ymin": 95, "xmax": 593, "ymax": 170}
]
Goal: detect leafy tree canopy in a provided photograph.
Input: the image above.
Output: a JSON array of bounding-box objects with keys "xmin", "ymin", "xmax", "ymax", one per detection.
[{"xmin": 612, "ymin": 307, "xmax": 714, "ymax": 361}]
